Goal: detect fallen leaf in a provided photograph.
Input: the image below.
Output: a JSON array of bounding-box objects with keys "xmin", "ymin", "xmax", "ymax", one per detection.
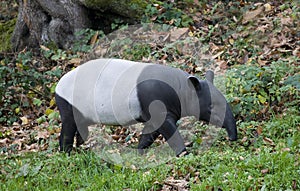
[
  {"xmin": 263, "ymin": 137, "xmax": 275, "ymax": 145},
  {"xmin": 261, "ymin": 168, "xmax": 269, "ymax": 174},
  {"xmin": 111, "ymin": 134, "xmax": 120, "ymax": 140},
  {"xmin": 20, "ymin": 116, "xmax": 29, "ymax": 125},
  {"xmin": 45, "ymin": 108, "xmax": 54, "ymax": 116},
  {"xmin": 263, "ymin": 3, "xmax": 272, "ymax": 12},
  {"xmin": 292, "ymin": 48, "xmax": 300, "ymax": 57},
  {"xmin": 281, "ymin": 17, "xmax": 293, "ymax": 26},
  {"xmin": 212, "ymin": 51, "xmax": 224, "ymax": 59},
  {"xmin": 281, "ymin": 148, "xmax": 291, "ymax": 152},
  {"xmin": 241, "ymin": 136, "xmax": 248, "ymax": 143},
  {"xmin": 292, "ymin": 180, "xmax": 297, "ymax": 190},
  {"xmin": 170, "ymin": 28, "xmax": 189, "ymax": 42},
  {"xmin": 256, "ymin": 126, "xmax": 263, "ymax": 135},
  {"xmin": 37, "ymin": 130, "xmax": 50, "ymax": 140},
  {"xmin": 229, "ymin": 38, "xmax": 234, "ymax": 45},
  {"xmin": 258, "ymin": 58, "xmax": 268, "ymax": 66},
  {"xmin": 242, "ymin": 6, "xmax": 264, "ymax": 24},
  {"xmin": 69, "ymin": 58, "xmax": 82, "ymax": 66},
  {"xmin": 164, "ymin": 177, "xmax": 189, "ymax": 191},
  {"xmin": 40, "ymin": 45, "xmax": 50, "ymax": 51},
  {"xmin": 0, "ymin": 138, "xmax": 10, "ymax": 145},
  {"xmin": 90, "ymin": 31, "xmax": 99, "ymax": 45}
]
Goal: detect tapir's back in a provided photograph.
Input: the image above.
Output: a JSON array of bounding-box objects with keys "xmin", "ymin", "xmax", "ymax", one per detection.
[{"xmin": 56, "ymin": 58, "xmax": 190, "ymax": 125}]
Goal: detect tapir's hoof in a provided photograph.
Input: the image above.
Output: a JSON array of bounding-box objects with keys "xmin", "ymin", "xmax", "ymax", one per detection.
[
  {"xmin": 229, "ymin": 135, "xmax": 238, "ymax": 141},
  {"xmin": 138, "ymin": 148, "xmax": 146, "ymax": 155},
  {"xmin": 60, "ymin": 145, "xmax": 73, "ymax": 154},
  {"xmin": 76, "ymin": 133, "xmax": 85, "ymax": 147}
]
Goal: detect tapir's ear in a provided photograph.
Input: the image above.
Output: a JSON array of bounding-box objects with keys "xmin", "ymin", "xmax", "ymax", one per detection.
[
  {"xmin": 188, "ymin": 76, "xmax": 201, "ymax": 91},
  {"xmin": 205, "ymin": 70, "xmax": 214, "ymax": 84}
]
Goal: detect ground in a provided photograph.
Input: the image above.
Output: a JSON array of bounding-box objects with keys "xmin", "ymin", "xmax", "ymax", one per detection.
[{"xmin": 0, "ymin": 1, "xmax": 299, "ymax": 190}]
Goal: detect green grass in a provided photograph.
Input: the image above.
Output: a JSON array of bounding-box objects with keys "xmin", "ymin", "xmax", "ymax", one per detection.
[{"xmin": 1, "ymin": 112, "xmax": 299, "ymax": 190}]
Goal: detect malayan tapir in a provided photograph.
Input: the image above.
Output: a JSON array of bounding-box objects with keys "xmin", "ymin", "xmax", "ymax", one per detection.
[{"xmin": 55, "ymin": 58, "xmax": 237, "ymax": 156}]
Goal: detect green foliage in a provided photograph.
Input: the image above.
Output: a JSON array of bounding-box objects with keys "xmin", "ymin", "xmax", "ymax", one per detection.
[
  {"xmin": 72, "ymin": 29, "xmax": 103, "ymax": 53},
  {"xmin": 142, "ymin": 2, "xmax": 193, "ymax": 27},
  {"xmin": 122, "ymin": 43, "xmax": 152, "ymax": 60},
  {"xmin": 42, "ymin": 29, "xmax": 104, "ymax": 60},
  {"xmin": 0, "ymin": 52, "xmax": 62, "ymax": 125},
  {"xmin": 226, "ymin": 60, "xmax": 299, "ymax": 121},
  {"xmin": 111, "ymin": 18, "xmax": 125, "ymax": 30}
]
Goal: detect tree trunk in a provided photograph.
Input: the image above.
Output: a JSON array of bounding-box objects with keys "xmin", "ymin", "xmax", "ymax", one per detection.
[{"xmin": 11, "ymin": 0, "xmax": 146, "ymax": 52}]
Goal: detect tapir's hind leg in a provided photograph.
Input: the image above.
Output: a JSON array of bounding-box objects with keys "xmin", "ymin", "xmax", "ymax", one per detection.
[{"xmin": 55, "ymin": 94, "xmax": 77, "ymax": 153}]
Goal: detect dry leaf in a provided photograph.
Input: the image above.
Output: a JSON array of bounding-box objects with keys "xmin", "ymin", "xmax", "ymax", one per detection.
[
  {"xmin": 281, "ymin": 17, "xmax": 293, "ymax": 26},
  {"xmin": 0, "ymin": 138, "xmax": 10, "ymax": 145},
  {"xmin": 170, "ymin": 28, "xmax": 189, "ymax": 42},
  {"xmin": 69, "ymin": 58, "xmax": 82, "ymax": 66},
  {"xmin": 241, "ymin": 136, "xmax": 248, "ymax": 143},
  {"xmin": 261, "ymin": 168, "xmax": 269, "ymax": 174},
  {"xmin": 258, "ymin": 58, "xmax": 268, "ymax": 66},
  {"xmin": 263, "ymin": 137, "xmax": 275, "ymax": 145},
  {"xmin": 90, "ymin": 31, "xmax": 98, "ymax": 45},
  {"xmin": 111, "ymin": 134, "xmax": 120, "ymax": 140},
  {"xmin": 256, "ymin": 126, "xmax": 263, "ymax": 135},
  {"xmin": 292, "ymin": 180, "xmax": 297, "ymax": 190},
  {"xmin": 212, "ymin": 51, "xmax": 224, "ymax": 59},
  {"xmin": 37, "ymin": 130, "xmax": 50, "ymax": 140},
  {"xmin": 164, "ymin": 177, "xmax": 189, "ymax": 191},
  {"xmin": 40, "ymin": 45, "xmax": 50, "ymax": 51},
  {"xmin": 292, "ymin": 48, "xmax": 300, "ymax": 57},
  {"xmin": 263, "ymin": 3, "xmax": 272, "ymax": 12},
  {"xmin": 281, "ymin": 148, "xmax": 291, "ymax": 152},
  {"xmin": 229, "ymin": 38, "xmax": 234, "ymax": 45},
  {"xmin": 242, "ymin": 6, "xmax": 264, "ymax": 24},
  {"xmin": 20, "ymin": 116, "xmax": 29, "ymax": 125}
]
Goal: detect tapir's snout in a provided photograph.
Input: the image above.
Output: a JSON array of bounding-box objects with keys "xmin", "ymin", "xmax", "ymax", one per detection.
[
  {"xmin": 226, "ymin": 123, "xmax": 237, "ymax": 141},
  {"xmin": 223, "ymin": 104, "xmax": 238, "ymax": 141}
]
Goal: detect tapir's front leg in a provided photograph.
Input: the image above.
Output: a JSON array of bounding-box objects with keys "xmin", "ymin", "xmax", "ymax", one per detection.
[
  {"xmin": 159, "ymin": 117, "xmax": 186, "ymax": 156},
  {"xmin": 138, "ymin": 126, "xmax": 160, "ymax": 154},
  {"xmin": 138, "ymin": 116, "xmax": 186, "ymax": 156}
]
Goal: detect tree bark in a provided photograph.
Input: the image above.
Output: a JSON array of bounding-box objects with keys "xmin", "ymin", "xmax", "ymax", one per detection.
[
  {"xmin": 11, "ymin": 0, "xmax": 90, "ymax": 51},
  {"xmin": 11, "ymin": 0, "xmax": 145, "ymax": 52}
]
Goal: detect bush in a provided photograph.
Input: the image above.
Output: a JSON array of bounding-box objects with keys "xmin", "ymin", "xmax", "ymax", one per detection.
[
  {"xmin": 142, "ymin": 2, "xmax": 193, "ymax": 27},
  {"xmin": 225, "ymin": 60, "xmax": 299, "ymax": 121},
  {"xmin": 0, "ymin": 52, "xmax": 61, "ymax": 125}
]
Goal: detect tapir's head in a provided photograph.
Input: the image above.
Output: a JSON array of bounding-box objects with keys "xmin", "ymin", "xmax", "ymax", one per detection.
[{"xmin": 188, "ymin": 71, "xmax": 237, "ymax": 141}]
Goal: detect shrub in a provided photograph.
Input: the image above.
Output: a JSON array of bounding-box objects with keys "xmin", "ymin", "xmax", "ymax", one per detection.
[
  {"xmin": 142, "ymin": 2, "xmax": 193, "ymax": 27},
  {"xmin": 225, "ymin": 60, "xmax": 299, "ymax": 121},
  {"xmin": 0, "ymin": 52, "xmax": 61, "ymax": 125}
]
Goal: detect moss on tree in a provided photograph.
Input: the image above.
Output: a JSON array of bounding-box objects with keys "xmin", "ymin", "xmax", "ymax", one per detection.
[
  {"xmin": 81, "ymin": 0, "xmax": 147, "ymax": 18},
  {"xmin": 0, "ymin": 19, "xmax": 16, "ymax": 52}
]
